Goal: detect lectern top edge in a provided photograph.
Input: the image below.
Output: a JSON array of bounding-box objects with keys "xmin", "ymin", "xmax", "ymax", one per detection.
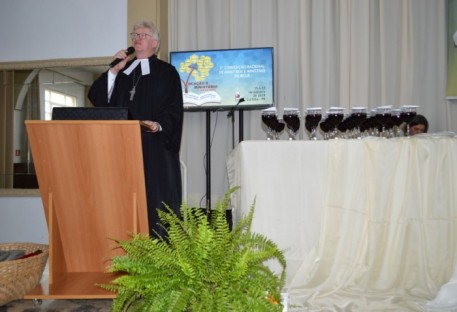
[{"xmin": 25, "ymin": 120, "xmax": 140, "ymax": 125}]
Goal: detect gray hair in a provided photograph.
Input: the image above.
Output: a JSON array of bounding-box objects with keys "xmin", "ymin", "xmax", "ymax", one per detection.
[{"xmin": 133, "ymin": 20, "xmax": 160, "ymax": 53}]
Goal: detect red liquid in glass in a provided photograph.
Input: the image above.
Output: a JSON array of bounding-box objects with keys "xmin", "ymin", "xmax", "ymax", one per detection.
[{"xmin": 283, "ymin": 114, "xmax": 300, "ymax": 132}]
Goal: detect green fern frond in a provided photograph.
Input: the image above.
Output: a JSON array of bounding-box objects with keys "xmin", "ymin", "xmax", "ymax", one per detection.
[{"xmin": 102, "ymin": 187, "xmax": 286, "ymax": 311}]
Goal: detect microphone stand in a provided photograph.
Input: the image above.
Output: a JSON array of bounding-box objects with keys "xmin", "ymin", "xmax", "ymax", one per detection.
[{"xmin": 227, "ymin": 98, "xmax": 245, "ymax": 149}]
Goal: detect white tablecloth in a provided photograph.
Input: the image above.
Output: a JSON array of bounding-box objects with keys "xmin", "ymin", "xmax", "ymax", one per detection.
[{"xmin": 227, "ymin": 137, "xmax": 457, "ymax": 311}]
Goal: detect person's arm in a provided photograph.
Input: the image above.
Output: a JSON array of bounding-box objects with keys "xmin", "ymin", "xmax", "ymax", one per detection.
[
  {"xmin": 88, "ymin": 49, "xmax": 132, "ymax": 106},
  {"xmin": 88, "ymin": 71, "xmax": 110, "ymax": 107},
  {"xmin": 107, "ymin": 70, "xmax": 117, "ymax": 102}
]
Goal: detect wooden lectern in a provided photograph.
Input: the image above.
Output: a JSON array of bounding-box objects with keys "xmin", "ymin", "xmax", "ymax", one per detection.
[{"xmin": 24, "ymin": 120, "xmax": 149, "ymax": 299}]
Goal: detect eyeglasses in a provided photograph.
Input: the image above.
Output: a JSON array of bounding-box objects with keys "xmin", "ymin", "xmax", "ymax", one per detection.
[{"xmin": 130, "ymin": 32, "xmax": 152, "ymax": 40}]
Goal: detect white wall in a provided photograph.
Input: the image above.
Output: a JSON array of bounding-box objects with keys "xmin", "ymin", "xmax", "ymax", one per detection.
[
  {"xmin": 0, "ymin": 0, "xmax": 127, "ymax": 244},
  {"xmin": 0, "ymin": 0, "xmax": 127, "ymax": 62},
  {"xmin": 0, "ymin": 196, "xmax": 47, "ymax": 244},
  {"xmin": 0, "ymin": 195, "xmax": 49, "ymax": 282}
]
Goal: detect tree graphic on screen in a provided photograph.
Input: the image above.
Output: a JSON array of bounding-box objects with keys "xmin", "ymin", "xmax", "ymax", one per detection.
[{"xmin": 179, "ymin": 54, "xmax": 214, "ymax": 93}]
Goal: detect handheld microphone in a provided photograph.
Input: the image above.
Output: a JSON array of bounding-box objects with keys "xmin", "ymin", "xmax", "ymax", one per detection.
[{"xmin": 109, "ymin": 47, "xmax": 135, "ymax": 68}]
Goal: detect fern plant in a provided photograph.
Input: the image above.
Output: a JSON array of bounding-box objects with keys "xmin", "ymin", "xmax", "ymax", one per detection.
[{"xmin": 102, "ymin": 187, "xmax": 286, "ymax": 311}]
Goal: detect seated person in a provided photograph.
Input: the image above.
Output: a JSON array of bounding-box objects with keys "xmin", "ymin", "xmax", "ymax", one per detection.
[{"xmin": 408, "ymin": 114, "xmax": 429, "ymax": 136}]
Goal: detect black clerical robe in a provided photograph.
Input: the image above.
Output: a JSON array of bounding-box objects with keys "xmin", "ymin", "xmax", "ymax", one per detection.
[{"xmin": 88, "ymin": 55, "xmax": 184, "ymax": 238}]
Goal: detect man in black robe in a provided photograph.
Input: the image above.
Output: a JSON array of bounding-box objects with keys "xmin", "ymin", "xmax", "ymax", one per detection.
[{"xmin": 88, "ymin": 20, "xmax": 183, "ymax": 238}]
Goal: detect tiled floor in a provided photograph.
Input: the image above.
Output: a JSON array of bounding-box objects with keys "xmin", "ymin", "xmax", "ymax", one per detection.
[{"xmin": 0, "ymin": 299, "xmax": 112, "ymax": 311}]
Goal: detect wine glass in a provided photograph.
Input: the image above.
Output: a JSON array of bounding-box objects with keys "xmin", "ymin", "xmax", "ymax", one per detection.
[
  {"xmin": 305, "ymin": 107, "xmax": 322, "ymax": 140},
  {"xmin": 391, "ymin": 109, "xmax": 403, "ymax": 137},
  {"xmin": 319, "ymin": 117, "xmax": 332, "ymax": 140},
  {"xmin": 261, "ymin": 108, "xmax": 279, "ymax": 140},
  {"xmin": 326, "ymin": 107, "xmax": 345, "ymax": 139},
  {"xmin": 359, "ymin": 114, "xmax": 369, "ymax": 136},
  {"xmin": 283, "ymin": 108, "xmax": 300, "ymax": 140},
  {"xmin": 337, "ymin": 114, "xmax": 351, "ymax": 138},
  {"xmin": 274, "ymin": 119, "xmax": 286, "ymax": 140},
  {"xmin": 350, "ymin": 107, "xmax": 367, "ymax": 138},
  {"xmin": 400, "ymin": 105, "xmax": 418, "ymax": 136},
  {"xmin": 375, "ymin": 106, "xmax": 392, "ymax": 138}
]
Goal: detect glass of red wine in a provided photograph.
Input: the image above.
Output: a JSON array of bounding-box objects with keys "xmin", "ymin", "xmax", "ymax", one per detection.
[
  {"xmin": 326, "ymin": 107, "xmax": 345, "ymax": 138},
  {"xmin": 274, "ymin": 119, "xmax": 286, "ymax": 140},
  {"xmin": 360, "ymin": 111, "xmax": 377, "ymax": 136},
  {"xmin": 283, "ymin": 108, "xmax": 300, "ymax": 140},
  {"xmin": 390, "ymin": 109, "xmax": 403, "ymax": 137},
  {"xmin": 375, "ymin": 106, "xmax": 392, "ymax": 138},
  {"xmin": 305, "ymin": 107, "xmax": 322, "ymax": 140},
  {"xmin": 400, "ymin": 105, "xmax": 418, "ymax": 136},
  {"xmin": 261, "ymin": 108, "xmax": 279, "ymax": 140},
  {"xmin": 350, "ymin": 107, "xmax": 367, "ymax": 139}
]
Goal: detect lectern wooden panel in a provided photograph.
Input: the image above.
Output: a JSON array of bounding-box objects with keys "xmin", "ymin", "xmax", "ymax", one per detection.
[{"xmin": 24, "ymin": 120, "xmax": 149, "ymax": 299}]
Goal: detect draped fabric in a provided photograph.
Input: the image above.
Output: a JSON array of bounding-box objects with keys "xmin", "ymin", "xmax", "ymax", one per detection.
[
  {"xmin": 169, "ymin": 0, "xmax": 448, "ymax": 205},
  {"xmin": 288, "ymin": 137, "xmax": 457, "ymax": 311},
  {"xmin": 227, "ymin": 137, "xmax": 457, "ymax": 311}
]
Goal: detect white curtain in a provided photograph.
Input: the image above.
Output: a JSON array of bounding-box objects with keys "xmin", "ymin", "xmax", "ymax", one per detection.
[
  {"xmin": 169, "ymin": 0, "xmax": 447, "ymax": 207},
  {"xmin": 169, "ymin": 0, "xmax": 452, "ymax": 309}
]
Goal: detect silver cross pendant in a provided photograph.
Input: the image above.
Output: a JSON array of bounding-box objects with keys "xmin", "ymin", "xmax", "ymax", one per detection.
[{"xmin": 129, "ymin": 86, "xmax": 136, "ymax": 101}]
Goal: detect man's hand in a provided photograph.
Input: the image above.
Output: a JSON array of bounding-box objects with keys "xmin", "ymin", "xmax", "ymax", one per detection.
[
  {"xmin": 140, "ymin": 120, "xmax": 161, "ymax": 132},
  {"xmin": 109, "ymin": 49, "xmax": 132, "ymax": 74}
]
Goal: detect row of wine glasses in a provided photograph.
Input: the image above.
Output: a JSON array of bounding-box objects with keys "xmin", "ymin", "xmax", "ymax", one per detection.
[
  {"xmin": 261, "ymin": 105, "xmax": 418, "ymax": 140},
  {"xmin": 261, "ymin": 107, "xmax": 324, "ymax": 140},
  {"xmin": 348, "ymin": 105, "xmax": 418, "ymax": 139}
]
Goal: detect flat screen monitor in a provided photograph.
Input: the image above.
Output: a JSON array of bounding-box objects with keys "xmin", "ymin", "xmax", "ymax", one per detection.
[{"xmin": 170, "ymin": 47, "xmax": 274, "ymax": 111}]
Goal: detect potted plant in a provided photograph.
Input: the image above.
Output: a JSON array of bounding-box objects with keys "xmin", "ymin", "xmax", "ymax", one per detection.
[{"xmin": 102, "ymin": 187, "xmax": 287, "ymax": 311}]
